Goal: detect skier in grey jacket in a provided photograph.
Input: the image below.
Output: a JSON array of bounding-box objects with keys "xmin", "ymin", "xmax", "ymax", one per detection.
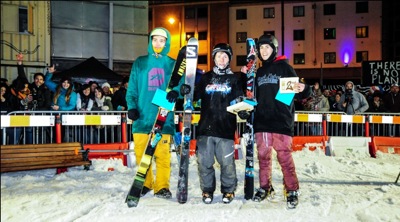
[{"xmin": 338, "ymin": 81, "xmax": 369, "ymax": 114}]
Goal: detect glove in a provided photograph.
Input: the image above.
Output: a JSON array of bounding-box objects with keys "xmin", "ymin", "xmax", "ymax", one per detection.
[
  {"xmin": 238, "ymin": 110, "xmax": 251, "ymax": 120},
  {"xmin": 166, "ymin": 90, "xmax": 179, "ymax": 103},
  {"xmin": 128, "ymin": 109, "xmax": 139, "ymax": 120},
  {"xmin": 180, "ymin": 84, "xmax": 191, "ymax": 95},
  {"xmin": 101, "ymin": 106, "xmax": 109, "ymax": 111}
]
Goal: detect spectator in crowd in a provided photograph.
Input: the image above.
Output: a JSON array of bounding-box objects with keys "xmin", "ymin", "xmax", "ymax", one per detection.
[
  {"xmin": 45, "ymin": 65, "xmax": 77, "ymax": 111},
  {"xmin": 337, "ymin": 81, "xmax": 369, "ymax": 115},
  {"xmin": 367, "ymin": 91, "xmax": 387, "ymax": 113},
  {"xmin": 336, "ymin": 89, "xmax": 344, "ymax": 96},
  {"xmin": 322, "ymin": 88, "xmax": 334, "ymax": 108},
  {"xmin": 331, "ymin": 93, "xmax": 342, "ymax": 111},
  {"xmin": 7, "ymin": 54, "xmax": 34, "ymax": 144},
  {"xmin": 75, "ymin": 83, "xmax": 95, "ymax": 143},
  {"xmin": 112, "ymin": 84, "xmax": 120, "ymax": 94},
  {"xmin": 303, "ymin": 82, "xmax": 330, "ymax": 112},
  {"xmin": 73, "ymin": 82, "xmax": 82, "ymax": 93},
  {"xmin": 0, "ymin": 82, "xmax": 12, "ymax": 144},
  {"xmin": 28, "ymin": 70, "xmax": 52, "ymax": 143},
  {"xmin": 383, "ymin": 84, "xmax": 400, "ymax": 113},
  {"xmin": 0, "ymin": 82, "xmax": 11, "ymax": 113},
  {"xmin": 29, "ymin": 72, "xmax": 52, "ymax": 111},
  {"xmin": 101, "ymin": 82, "xmax": 113, "ymax": 97},
  {"xmin": 92, "ymin": 86, "xmax": 113, "ymax": 111},
  {"xmin": 45, "ymin": 65, "xmax": 76, "ymax": 145},
  {"xmin": 112, "ymin": 77, "xmax": 128, "ymax": 111},
  {"xmin": 92, "ymin": 86, "xmax": 113, "ymax": 143},
  {"xmin": 76, "ymin": 84, "xmax": 94, "ymax": 111},
  {"xmin": 0, "ymin": 78, "xmax": 9, "ymax": 85},
  {"xmin": 89, "ymin": 81, "xmax": 99, "ymax": 95}
]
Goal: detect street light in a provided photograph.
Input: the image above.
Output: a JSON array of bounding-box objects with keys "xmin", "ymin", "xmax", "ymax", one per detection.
[{"xmin": 168, "ymin": 17, "xmax": 182, "ymax": 48}]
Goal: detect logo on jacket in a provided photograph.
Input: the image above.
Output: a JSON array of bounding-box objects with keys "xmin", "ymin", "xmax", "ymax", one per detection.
[
  {"xmin": 258, "ymin": 73, "xmax": 280, "ymax": 86},
  {"xmin": 205, "ymin": 79, "xmax": 231, "ymax": 95},
  {"xmin": 148, "ymin": 68, "xmax": 165, "ymax": 91}
]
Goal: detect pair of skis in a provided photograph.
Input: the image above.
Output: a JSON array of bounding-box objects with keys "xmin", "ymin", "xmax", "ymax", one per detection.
[
  {"xmin": 225, "ymin": 38, "xmax": 257, "ymax": 200},
  {"xmin": 243, "ymin": 38, "xmax": 257, "ymax": 200},
  {"xmin": 125, "ymin": 38, "xmax": 198, "ymax": 207}
]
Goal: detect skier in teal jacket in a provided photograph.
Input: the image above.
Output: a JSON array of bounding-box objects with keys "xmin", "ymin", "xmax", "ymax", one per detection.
[{"xmin": 126, "ymin": 27, "xmax": 183, "ymax": 199}]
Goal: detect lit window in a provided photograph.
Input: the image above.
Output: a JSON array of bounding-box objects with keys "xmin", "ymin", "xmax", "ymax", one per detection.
[
  {"xmin": 186, "ymin": 32, "xmax": 194, "ymax": 41},
  {"xmin": 356, "ymin": 26, "xmax": 368, "ymax": 38}
]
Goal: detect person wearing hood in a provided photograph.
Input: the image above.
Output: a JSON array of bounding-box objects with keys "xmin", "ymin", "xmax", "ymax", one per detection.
[
  {"xmin": 337, "ymin": 81, "xmax": 369, "ymax": 115},
  {"xmin": 241, "ymin": 34, "xmax": 311, "ymax": 208},
  {"xmin": 126, "ymin": 27, "xmax": 184, "ymax": 199},
  {"xmin": 383, "ymin": 84, "xmax": 400, "ymax": 113},
  {"xmin": 194, "ymin": 43, "xmax": 245, "ymax": 204},
  {"xmin": 45, "ymin": 65, "xmax": 77, "ymax": 111}
]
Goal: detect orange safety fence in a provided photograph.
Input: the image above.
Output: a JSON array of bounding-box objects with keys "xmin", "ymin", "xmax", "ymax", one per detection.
[
  {"xmin": 371, "ymin": 136, "xmax": 400, "ymax": 155},
  {"xmin": 292, "ymin": 136, "xmax": 328, "ymax": 152},
  {"xmin": 2, "ymin": 111, "xmax": 399, "ymax": 161},
  {"xmin": 83, "ymin": 142, "xmax": 129, "ymax": 165}
]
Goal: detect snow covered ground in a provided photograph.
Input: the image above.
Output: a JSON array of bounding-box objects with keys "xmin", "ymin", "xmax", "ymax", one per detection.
[{"xmin": 1, "ymin": 147, "xmax": 399, "ymax": 222}]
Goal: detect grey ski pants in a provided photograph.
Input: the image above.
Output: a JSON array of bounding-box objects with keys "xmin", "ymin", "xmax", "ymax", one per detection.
[{"xmin": 196, "ymin": 136, "xmax": 238, "ymax": 193}]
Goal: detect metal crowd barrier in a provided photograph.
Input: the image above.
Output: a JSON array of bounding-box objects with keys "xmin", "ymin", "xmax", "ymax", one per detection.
[{"xmin": 1, "ymin": 111, "xmax": 399, "ymax": 146}]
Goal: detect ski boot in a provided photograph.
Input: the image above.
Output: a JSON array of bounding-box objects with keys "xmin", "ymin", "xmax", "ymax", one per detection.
[
  {"xmin": 253, "ymin": 185, "xmax": 275, "ymax": 202},
  {"xmin": 286, "ymin": 190, "xmax": 299, "ymax": 209},
  {"xmin": 141, "ymin": 186, "xmax": 152, "ymax": 197},
  {"xmin": 202, "ymin": 192, "xmax": 213, "ymax": 204},
  {"xmin": 222, "ymin": 192, "xmax": 235, "ymax": 204},
  {"xmin": 154, "ymin": 188, "xmax": 172, "ymax": 199}
]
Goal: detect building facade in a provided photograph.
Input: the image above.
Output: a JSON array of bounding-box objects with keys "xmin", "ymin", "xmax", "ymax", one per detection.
[
  {"xmin": 151, "ymin": 1, "xmax": 389, "ymax": 85},
  {"xmin": 1, "ymin": 1, "xmax": 148, "ymax": 83},
  {"xmin": 229, "ymin": 1, "xmax": 382, "ymax": 84}
]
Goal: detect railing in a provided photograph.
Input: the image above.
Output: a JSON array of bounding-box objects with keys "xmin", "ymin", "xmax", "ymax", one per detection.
[{"xmin": 1, "ymin": 111, "xmax": 399, "ymax": 146}]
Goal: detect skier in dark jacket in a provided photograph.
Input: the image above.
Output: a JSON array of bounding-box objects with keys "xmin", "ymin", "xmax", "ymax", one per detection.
[
  {"xmin": 194, "ymin": 43, "xmax": 245, "ymax": 204},
  {"xmin": 243, "ymin": 34, "xmax": 311, "ymax": 208}
]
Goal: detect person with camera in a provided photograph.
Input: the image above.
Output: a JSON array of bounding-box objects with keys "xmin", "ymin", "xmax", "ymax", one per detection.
[
  {"xmin": 338, "ymin": 81, "xmax": 369, "ymax": 115},
  {"xmin": 7, "ymin": 54, "xmax": 51, "ymax": 144}
]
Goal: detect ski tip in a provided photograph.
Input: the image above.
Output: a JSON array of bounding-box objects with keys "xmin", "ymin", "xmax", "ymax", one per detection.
[
  {"xmin": 244, "ymin": 196, "xmax": 253, "ymax": 200},
  {"xmin": 127, "ymin": 200, "xmax": 138, "ymax": 208}
]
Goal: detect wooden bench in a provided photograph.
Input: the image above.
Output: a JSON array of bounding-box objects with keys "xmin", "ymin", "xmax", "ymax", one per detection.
[{"xmin": 1, "ymin": 142, "xmax": 91, "ymax": 173}]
